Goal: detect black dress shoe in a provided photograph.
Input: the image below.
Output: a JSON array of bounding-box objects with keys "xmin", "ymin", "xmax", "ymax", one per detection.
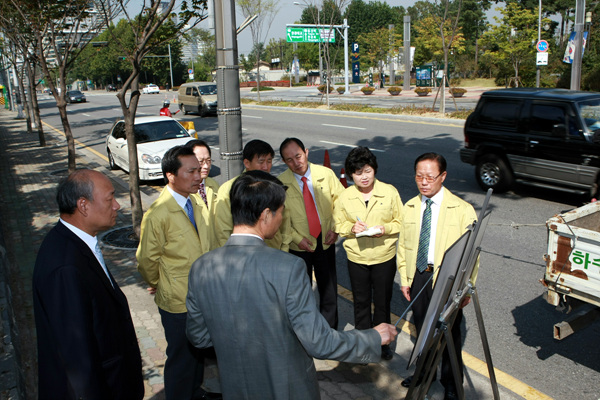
[
  {"xmin": 199, "ymin": 392, "xmax": 223, "ymax": 400},
  {"xmin": 444, "ymin": 389, "xmax": 458, "ymax": 400},
  {"xmin": 401, "ymin": 376, "xmax": 413, "ymax": 388},
  {"xmin": 381, "ymin": 345, "xmax": 394, "ymax": 360}
]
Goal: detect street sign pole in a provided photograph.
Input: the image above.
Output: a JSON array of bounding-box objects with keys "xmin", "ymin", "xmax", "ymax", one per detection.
[{"xmin": 536, "ymin": 0, "xmax": 541, "ymax": 88}]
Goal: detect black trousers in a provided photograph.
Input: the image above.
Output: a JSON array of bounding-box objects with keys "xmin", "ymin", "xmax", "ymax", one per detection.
[
  {"xmin": 159, "ymin": 308, "xmax": 205, "ymax": 400},
  {"xmin": 347, "ymin": 257, "xmax": 397, "ymax": 330},
  {"xmin": 290, "ymin": 234, "xmax": 338, "ymax": 329},
  {"xmin": 410, "ymin": 269, "xmax": 464, "ymax": 391}
]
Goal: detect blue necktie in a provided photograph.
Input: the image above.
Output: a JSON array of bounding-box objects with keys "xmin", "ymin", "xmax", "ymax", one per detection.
[
  {"xmin": 416, "ymin": 199, "xmax": 433, "ymax": 273},
  {"xmin": 185, "ymin": 198, "xmax": 197, "ymax": 231}
]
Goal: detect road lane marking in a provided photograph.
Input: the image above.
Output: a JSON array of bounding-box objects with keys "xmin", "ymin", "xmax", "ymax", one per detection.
[
  {"xmin": 322, "ymin": 123, "xmax": 365, "ymax": 130},
  {"xmin": 41, "ymin": 121, "xmax": 108, "ymax": 161},
  {"xmin": 82, "ymin": 113, "xmax": 92, "ymax": 117},
  {"xmin": 242, "ymin": 105, "xmax": 463, "ymax": 128},
  {"xmin": 320, "ymin": 140, "xmax": 384, "ymax": 152},
  {"xmin": 242, "ymin": 115, "xmax": 263, "ymax": 119}
]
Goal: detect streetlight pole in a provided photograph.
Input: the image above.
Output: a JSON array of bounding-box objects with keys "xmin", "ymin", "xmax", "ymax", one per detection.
[{"xmin": 294, "ymin": 2, "xmax": 323, "ymax": 84}]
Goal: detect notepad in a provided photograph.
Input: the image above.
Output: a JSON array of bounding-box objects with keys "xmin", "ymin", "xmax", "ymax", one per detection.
[{"xmin": 356, "ymin": 227, "xmax": 382, "ymax": 237}]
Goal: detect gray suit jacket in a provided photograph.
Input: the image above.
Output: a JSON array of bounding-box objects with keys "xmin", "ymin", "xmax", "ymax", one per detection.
[{"xmin": 186, "ymin": 235, "xmax": 381, "ymax": 400}]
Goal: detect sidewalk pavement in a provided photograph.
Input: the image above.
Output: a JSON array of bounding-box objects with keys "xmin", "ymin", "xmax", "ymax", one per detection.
[{"xmin": 0, "ymin": 106, "xmax": 518, "ymax": 400}]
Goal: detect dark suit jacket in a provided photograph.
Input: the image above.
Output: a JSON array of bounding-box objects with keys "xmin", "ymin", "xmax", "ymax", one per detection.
[
  {"xmin": 186, "ymin": 235, "xmax": 381, "ymax": 400},
  {"xmin": 32, "ymin": 221, "xmax": 143, "ymax": 400}
]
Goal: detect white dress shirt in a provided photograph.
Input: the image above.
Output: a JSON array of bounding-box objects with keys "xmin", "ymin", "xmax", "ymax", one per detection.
[{"xmin": 420, "ymin": 188, "xmax": 444, "ymax": 265}]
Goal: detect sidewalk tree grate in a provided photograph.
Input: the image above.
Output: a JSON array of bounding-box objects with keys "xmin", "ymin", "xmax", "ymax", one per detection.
[{"xmin": 100, "ymin": 226, "xmax": 139, "ymax": 250}]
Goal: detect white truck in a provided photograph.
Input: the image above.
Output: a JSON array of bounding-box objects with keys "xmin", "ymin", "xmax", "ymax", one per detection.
[{"xmin": 543, "ymin": 201, "xmax": 600, "ymax": 339}]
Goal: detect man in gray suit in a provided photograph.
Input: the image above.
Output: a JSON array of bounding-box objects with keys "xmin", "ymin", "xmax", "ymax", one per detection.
[{"xmin": 186, "ymin": 171, "xmax": 398, "ymax": 399}]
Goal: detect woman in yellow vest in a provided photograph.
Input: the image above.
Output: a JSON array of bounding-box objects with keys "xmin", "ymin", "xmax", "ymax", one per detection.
[{"xmin": 333, "ymin": 146, "xmax": 403, "ymax": 361}]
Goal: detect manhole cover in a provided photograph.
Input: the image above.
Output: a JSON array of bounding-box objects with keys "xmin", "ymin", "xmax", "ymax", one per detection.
[{"xmin": 100, "ymin": 225, "xmax": 139, "ymax": 250}]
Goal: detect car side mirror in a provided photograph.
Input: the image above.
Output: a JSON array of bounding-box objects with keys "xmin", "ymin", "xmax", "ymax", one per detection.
[
  {"xmin": 115, "ymin": 138, "xmax": 126, "ymax": 144},
  {"xmin": 188, "ymin": 129, "xmax": 197, "ymax": 138}
]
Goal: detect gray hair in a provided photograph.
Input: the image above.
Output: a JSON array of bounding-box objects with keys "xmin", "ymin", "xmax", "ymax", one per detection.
[{"xmin": 56, "ymin": 169, "xmax": 95, "ymax": 214}]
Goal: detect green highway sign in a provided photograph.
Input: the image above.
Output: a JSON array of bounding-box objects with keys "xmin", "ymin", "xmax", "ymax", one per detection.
[{"xmin": 286, "ymin": 27, "xmax": 335, "ymax": 43}]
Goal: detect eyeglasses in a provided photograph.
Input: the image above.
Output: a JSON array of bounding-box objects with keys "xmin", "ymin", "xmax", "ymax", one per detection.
[
  {"xmin": 415, "ymin": 173, "xmax": 442, "ymax": 183},
  {"xmin": 198, "ymin": 159, "xmax": 212, "ymax": 165}
]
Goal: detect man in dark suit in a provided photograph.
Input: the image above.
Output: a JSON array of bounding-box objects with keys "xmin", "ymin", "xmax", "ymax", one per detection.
[
  {"xmin": 32, "ymin": 169, "xmax": 143, "ymax": 400},
  {"xmin": 186, "ymin": 171, "xmax": 398, "ymax": 399}
]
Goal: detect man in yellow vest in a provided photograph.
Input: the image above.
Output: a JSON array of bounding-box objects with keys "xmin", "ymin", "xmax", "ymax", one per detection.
[{"xmin": 279, "ymin": 137, "xmax": 345, "ymax": 329}]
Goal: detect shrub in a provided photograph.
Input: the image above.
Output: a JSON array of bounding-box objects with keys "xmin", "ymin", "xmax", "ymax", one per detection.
[
  {"xmin": 414, "ymin": 87, "xmax": 432, "ymax": 95},
  {"xmin": 387, "ymin": 86, "xmax": 402, "ymax": 95},
  {"xmin": 449, "ymin": 87, "xmax": 467, "ymax": 96},
  {"xmin": 361, "ymin": 86, "xmax": 375, "ymax": 94},
  {"xmin": 317, "ymin": 84, "xmax": 334, "ymax": 93}
]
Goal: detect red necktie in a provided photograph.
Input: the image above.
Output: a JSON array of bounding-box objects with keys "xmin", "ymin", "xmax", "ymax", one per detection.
[
  {"xmin": 302, "ymin": 176, "xmax": 321, "ymax": 238},
  {"xmin": 198, "ymin": 182, "xmax": 208, "ymax": 207}
]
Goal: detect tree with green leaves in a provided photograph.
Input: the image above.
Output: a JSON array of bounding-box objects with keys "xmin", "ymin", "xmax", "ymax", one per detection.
[
  {"xmin": 0, "ymin": 9, "xmax": 45, "ymax": 145},
  {"xmin": 358, "ymin": 27, "xmax": 402, "ymax": 81},
  {"xmin": 237, "ymin": 0, "xmax": 279, "ymax": 101},
  {"xmin": 480, "ymin": 3, "xmax": 548, "ymax": 87},
  {"xmin": 2, "ymin": 0, "xmax": 116, "ymax": 171},
  {"xmin": 96, "ymin": 0, "xmax": 208, "ymax": 236},
  {"xmin": 184, "ymin": 27, "xmax": 216, "ymax": 82}
]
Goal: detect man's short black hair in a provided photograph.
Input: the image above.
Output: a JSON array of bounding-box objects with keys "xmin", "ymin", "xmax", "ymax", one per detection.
[
  {"xmin": 279, "ymin": 137, "xmax": 306, "ymax": 158},
  {"xmin": 56, "ymin": 169, "xmax": 95, "ymax": 215},
  {"xmin": 230, "ymin": 170, "xmax": 287, "ymax": 227},
  {"xmin": 344, "ymin": 146, "xmax": 378, "ymax": 176},
  {"xmin": 185, "ymin": 139, "xmax": 212, "ymax": 157},
  {"xmin": 243, "ymin": 140, "xmax": 274, "ymax": 162},
  {"xmin": 162, "ymin": 145, "xmax": 196, "ymax": 184},
  {"xmin": 414, "ymin": 152, "xmax": 447, "ymax": 174}
]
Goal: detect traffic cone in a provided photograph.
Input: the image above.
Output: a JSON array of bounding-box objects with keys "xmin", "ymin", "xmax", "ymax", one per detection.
[
  {"xmin": 323, "ymin": 149, "xmax": 331, "ymax": 169},
  {"xmin": 340, "ymin": 168, "xmax": 348, "ymax": 188}
]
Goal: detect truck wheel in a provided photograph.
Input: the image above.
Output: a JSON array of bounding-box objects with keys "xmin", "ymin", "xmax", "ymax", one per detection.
[
  {"xmin": 200, "ymin": 105, "xmax": 207, "ymax": 118},
  {"xmin": 108, "ymin": 151, "xmax": 118, "ymax": 170},
  {"xmin": 475, "ymin": 154, "xmax": 513, "ymax": 193},
  {"xmin": 181, "ymin": 104, "xmax": 188, "ymax": 115}
]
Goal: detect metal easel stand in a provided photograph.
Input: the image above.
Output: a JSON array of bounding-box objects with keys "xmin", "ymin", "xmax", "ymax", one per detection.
[{"xmin": 406, "ymin": 283, "xmax": 500, "ymax": 400}]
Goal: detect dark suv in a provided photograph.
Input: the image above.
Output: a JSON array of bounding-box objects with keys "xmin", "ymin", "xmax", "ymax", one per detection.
[{"xmin": 460, "ymin": 88, "xmax": 600, "ymax": 197}]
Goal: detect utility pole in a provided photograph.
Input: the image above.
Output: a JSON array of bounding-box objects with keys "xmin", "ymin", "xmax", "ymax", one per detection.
[
  {"xmin": 403, "ymin": 16, "xmax": 411, "ymax": 91},
  {"xmin": 214, "ymin": 0, "xmax": 243, "ymax": 180},
  {"xmin": 571, "ymin": 0, "xmax": 585, "ymax": 90}
]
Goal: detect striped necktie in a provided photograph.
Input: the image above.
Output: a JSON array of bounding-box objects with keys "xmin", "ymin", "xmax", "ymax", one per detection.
[{"xmin": 416, "ymin": 199, "xmax": 433, "ymax": 273}]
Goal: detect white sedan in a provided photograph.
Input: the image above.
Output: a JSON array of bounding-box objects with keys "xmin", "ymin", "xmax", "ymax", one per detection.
[
  {"xmin": 106, "ymin": 116, "xmax": 197, "ymax": 180},
  {"xmin": 142, "ymin": 84, "xmax": 160, "ymax": 94}
]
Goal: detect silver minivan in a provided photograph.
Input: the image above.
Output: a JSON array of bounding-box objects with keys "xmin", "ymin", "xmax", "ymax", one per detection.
[{"xmin": 177, "ymin": 82, "xmax": 218, "ymax": 117}]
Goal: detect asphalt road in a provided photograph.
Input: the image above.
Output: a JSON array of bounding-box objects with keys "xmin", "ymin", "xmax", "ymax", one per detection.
[{"xmin": 36, "ymin": 90, "xmax": 600, "ymax": 400}]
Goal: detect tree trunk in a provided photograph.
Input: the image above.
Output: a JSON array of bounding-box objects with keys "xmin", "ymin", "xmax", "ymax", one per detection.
[
  {"xmin": 14, "ymin": 63, "xmax": 32, "ymax": 133},
  {"xmin": 25, "ymin": 60, "xmax": 45, "ymax": 147},
  {"xmin": 117, "ymin": 72, "xmax": 144, "ymax": 238},
  {"xmin": 255, "ymin": 49, "xmax": 262, "ymax": 102}
]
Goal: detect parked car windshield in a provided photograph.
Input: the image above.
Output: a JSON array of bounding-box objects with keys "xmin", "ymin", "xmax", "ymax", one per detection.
[
  {"xmin": 578, "ymin": 99, "xmax": 600, "ymax": 132},
  {"xmin": 134, "ymin": 121, "xmax": 190, "ymax": 143},
  {"xmin": 199, "ymin": 85, "xmax": 217, "ymax": 95}
]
